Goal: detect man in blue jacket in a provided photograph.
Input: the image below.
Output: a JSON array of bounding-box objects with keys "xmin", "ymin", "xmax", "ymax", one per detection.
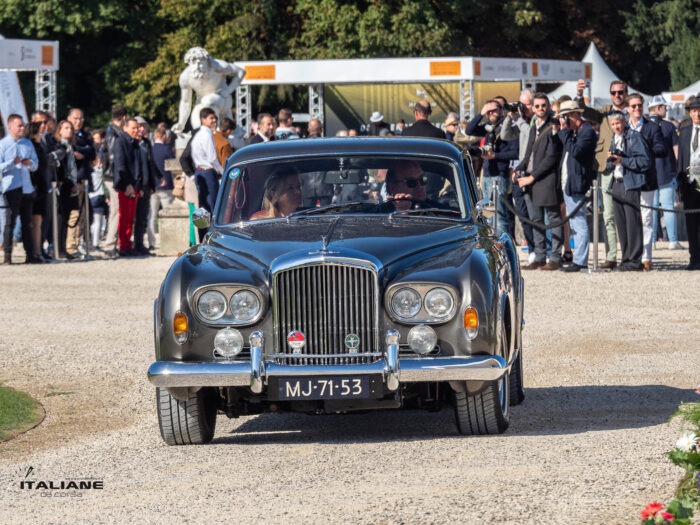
[
  {"xmin": 465, "ymin": 100, "xmax": 519, "ymax": 236},
  {"xmin": 606, "ymin": 111, "xmax": 651, "ymax": 271},
  {"xmin": 556, "ymin": 101, "xmax": 597, "ymax": 272}
]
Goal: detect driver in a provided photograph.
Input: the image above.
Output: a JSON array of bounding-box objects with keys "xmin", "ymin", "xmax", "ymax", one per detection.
[
  {"xmin": 250, "ymin": 167, "xmax": 303, "ymax": 220},
  {"xmin": 384, "ymin": 160, "xmax": 446, "ymax": 211}
]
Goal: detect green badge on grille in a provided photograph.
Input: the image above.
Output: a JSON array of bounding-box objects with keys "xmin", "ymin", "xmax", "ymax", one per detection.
[{"xmin": 344, "ymin": 333, "xmax": 360, "ymax": 351}]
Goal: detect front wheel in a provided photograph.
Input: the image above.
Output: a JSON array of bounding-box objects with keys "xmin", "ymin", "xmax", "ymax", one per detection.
[
  {"xmin": 156, "ymin": 387, "xmax": 217, "ymax": 445},
  {"xmin": 453, "ymin": 324, "xmax": 510, "ymax": 435}
]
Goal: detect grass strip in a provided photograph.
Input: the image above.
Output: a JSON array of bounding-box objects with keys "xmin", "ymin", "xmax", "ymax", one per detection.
[{"xmin": 0, "ymin": 386, "xmax": 43, "ymax": 441}]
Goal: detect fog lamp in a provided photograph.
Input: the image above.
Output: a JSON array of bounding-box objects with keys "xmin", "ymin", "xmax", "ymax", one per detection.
[
  {"xmin": 407, "ymin": 324, "xmax": 437, "ymax": 355},
  {"xmin": 214, "ymin": 328, "xmax": 244, "ymax": 359},
  {"xmin": 173, "ymin": 312, "xmax": 188, "ymax": 344},
  {"xmin": 463, "ymin": 307, "xmax": 478, "ymax": 340}
]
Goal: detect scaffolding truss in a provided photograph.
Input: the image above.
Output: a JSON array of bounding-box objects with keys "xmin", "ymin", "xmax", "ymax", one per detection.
[{"xmin": 35, "ymin": 70, "xmax": 56, "ymax": 117}]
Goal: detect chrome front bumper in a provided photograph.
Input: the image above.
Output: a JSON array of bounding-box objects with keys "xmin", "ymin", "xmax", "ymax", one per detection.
[{"xmin": 148, "ymin": 331, "xmax": 509, "ymax": 392}]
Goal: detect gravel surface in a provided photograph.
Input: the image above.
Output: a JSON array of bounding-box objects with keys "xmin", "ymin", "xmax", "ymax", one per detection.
[{"xmin": 0, "ymin": 246, "xmax": 698, "ymax": 524}]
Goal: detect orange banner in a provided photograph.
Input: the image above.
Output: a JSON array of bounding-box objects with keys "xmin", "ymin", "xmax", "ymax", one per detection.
[
  {"xmin": 245, "ymin": 65, "xmax": 276, "ymax": 81},
  {"xmin": 429, "ymin": 61, "xmax": 460, "ymax": 76}
]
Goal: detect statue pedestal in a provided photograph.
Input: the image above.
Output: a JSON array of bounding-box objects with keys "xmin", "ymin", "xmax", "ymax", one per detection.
[{"xmin": 158, "ymin": 156, "xmax": 191, "ymax": 256}]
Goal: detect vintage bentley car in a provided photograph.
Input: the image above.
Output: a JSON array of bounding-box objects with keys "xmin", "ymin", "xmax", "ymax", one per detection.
[{"xmin": 148, "ymin": 137, "xmax": 524, "ymax": 445}]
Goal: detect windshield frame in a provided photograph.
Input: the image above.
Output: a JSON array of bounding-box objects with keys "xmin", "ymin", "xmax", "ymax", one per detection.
[{"xmin": 214, "ymin": 152, "xmax": 472, "ymax": 227}]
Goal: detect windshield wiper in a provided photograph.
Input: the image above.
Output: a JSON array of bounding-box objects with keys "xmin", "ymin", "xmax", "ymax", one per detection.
[
  {"xmin": 286, "ymin": 201, "xmax": 366, "ymax": 219},
  {"xmin": 390, "ymin": 208, "xmax": 463, "ymax": 220}
]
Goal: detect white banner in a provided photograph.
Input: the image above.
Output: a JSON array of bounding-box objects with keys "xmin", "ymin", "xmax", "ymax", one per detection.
[
  {"xmin": 0, "ymin": 35, "xmax": 28, "ymax": 130},
  {"xmin": 0, "ymin": 38, "xmax": 59, "ymax": 71}
]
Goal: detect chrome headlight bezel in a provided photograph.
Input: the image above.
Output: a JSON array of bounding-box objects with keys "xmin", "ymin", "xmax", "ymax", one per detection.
[
  {"xmin": 191, "ymin": 285, "xmax": 265, "ymax": 326},
  {"xmin": 385, "ymin": 283, "xmax": 458, "ymax": 324},
  {"xmin": 229, "ymin": 290, "xmax": 261, "ymax": 322},
  {"xmin": 390, "ymin": 287, "xmax": 422, "ymax": 319}
]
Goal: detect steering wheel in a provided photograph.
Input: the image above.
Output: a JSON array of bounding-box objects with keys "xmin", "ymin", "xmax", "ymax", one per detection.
[{"xmin": 371, "ymin": 197, "xmax": 425, "ymax": 212}]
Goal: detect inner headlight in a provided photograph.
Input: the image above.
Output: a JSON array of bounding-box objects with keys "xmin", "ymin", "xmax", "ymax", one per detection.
[
  {"xmin": 198, "ymin": 291, "xmax": 227, "ymax": 320},
  {"xmin": 407, "ymin": 324, "xmax": 437, "ymax": 355},
  {"xmin": 214, "ymin": 328, "xmax": 244, "ymax": 358},
  {"xmin": 424, "ymin": 288, "xmax": 454, "ymax": 319},
  {"xmin": 230, "ymin": 290, "xmax": 261, "ymax": 322},
  {"xmin": 391, "ymin": 288, "xmax": 421, "ymax": 318}
]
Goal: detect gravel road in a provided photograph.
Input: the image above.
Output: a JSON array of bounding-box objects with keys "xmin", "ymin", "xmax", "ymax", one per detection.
[{"xmin": 0, "ymin": 247, "xmax": 698, "ymax": 524}]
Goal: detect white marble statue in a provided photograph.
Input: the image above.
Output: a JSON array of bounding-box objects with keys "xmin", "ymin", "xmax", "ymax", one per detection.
[{"xmin": 171, "ymin": 47, "xmax": 246, "ymax": 133}]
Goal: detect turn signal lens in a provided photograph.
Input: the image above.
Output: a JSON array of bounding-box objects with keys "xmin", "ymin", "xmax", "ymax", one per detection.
[
  {"xmin": 463, "ymin": 307, "xmax": 478, "ymax": 340},
  {"xmin": 173, "ymin": 312, "xmax": 188, "ymax": 344}
]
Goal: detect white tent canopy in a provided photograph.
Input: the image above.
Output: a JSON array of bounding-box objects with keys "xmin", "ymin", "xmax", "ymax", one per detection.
[{"xmin": 547, "ymin": 43, "xmax": 649, "ymax": 108}]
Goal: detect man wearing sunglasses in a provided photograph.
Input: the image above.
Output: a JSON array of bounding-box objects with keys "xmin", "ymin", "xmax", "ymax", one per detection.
[
  {"xmin": 384, "ymin": 160, "xmax": 446, "ymax": 211},
  {"xmin": 626, "ymin": 93, "xmax": 666, "ymax": 271},
  {"xmin": 576, "ymin": 78, "xmax": 630, "ymax": 269}
]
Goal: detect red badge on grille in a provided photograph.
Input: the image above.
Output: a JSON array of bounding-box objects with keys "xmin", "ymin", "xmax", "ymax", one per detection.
[{"xmin": 287, "ymin": 330, "xmax": 306, "ymax": 350}]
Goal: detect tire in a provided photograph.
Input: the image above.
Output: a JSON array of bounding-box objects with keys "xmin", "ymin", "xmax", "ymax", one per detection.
[
  {"xmin": 453, "ymin": 323, "xmax": 510, "ymax": 435},
  {"xmin": 156, "ymin": 387, "xmax": 217, "ymax": 445},
  {"xmin": 509, "ymin": 347, "xmax": 525, "ymax": 406}
]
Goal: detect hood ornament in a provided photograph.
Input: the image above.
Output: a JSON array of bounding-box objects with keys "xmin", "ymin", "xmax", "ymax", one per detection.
[{"xmin": 321, "ymin": 235, "xmax": 328, "ymax": 251}]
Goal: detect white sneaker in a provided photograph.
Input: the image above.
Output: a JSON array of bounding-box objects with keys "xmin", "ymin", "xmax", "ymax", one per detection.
[
  {"xmin": 528, "ymin": 252, "xmax": 536, "ymax": 264},
  {"xmin": 668, "ymin": 242, "xmax": 685, "ymax": 250}
]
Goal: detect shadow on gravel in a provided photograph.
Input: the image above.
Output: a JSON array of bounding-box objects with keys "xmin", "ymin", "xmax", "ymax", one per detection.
[{"xmin": 213, "ymin": 384, "xmax": 694, "ymax": 444}]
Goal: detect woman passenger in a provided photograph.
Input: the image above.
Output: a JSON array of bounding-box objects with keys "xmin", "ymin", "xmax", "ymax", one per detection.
[{"xmin": 250, "ymin": 168, "xmax": 303, "ymax": 219}]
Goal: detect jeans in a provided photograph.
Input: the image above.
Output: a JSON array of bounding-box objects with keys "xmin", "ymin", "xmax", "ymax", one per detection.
[
  {"xmin": 640, "ymin": 190, "xmax": 654, "ymax": 262},
  {"xmin": 481, "ymin": 174, "xmax": 510, "ymax": 237},
  {"xmin": 563, "ymin": 192, "xmax": 589, "ymax": 267},
  {"xmin": 2, "ymin": 188, "xmax": 34, "ymax": 259},
  {"xmin": 653, "ymin": 180, "xmax": 678, "ymax": 243},
  {"xmin": 512, "ymin": 182, "xmax": 534, "ymax": 250},
  {"xmin": 524, "ymin": 197, "xmax": 562, "ymax": 264},
  {"xmin": 194, "ymin": 169, "xmax": 220, "ymax": 242},
  {"xmin": 600, "ymin": 172, "xmax": 617, "ymax": 262}
]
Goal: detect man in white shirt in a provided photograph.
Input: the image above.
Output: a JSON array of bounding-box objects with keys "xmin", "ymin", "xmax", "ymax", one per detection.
[{"xmin": 190, "ymin": 107, "xmax": 222, "ymax": 242}]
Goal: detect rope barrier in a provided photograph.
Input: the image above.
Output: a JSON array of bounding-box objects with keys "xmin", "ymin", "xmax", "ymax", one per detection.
[
  {"xmin": 600, "ymin": 186, "xmax": 700, "ymax": 214},
  {"xmin": 497, "ymin": 188, "xmax": 592, "ymax": 230}
]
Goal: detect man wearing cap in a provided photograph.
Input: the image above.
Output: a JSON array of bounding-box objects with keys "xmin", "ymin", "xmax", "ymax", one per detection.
[
  {"xmin": 557, "ymin": 100, "xmax": 597, "ymax": 272},
  {"xmin": 648, "ymin": 95, "xmax": 682, "ymax": 250},
  {"xmin": 368, "ymin": 111, "xmax": 390, "ymax": 136},
  {"xmin": 402, "ymin": 101, "xmax": 445, "ymax": 139},
  {"xmin": 576, "ymin": 78, "xmax": 629, "ymax": 269},
  {"xmin": 676, "ymin": 95, "xmax": 700, "ymax": 270}
]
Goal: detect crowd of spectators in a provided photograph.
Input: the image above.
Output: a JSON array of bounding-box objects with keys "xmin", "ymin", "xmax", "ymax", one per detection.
[{"xmin": 2, "ymin": 83, "xmax": 699, "ymax": 270}]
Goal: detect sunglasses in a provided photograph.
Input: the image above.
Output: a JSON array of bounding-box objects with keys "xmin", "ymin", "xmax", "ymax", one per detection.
[
  {"xmin": 533, "ymin": 104, "xmax": 548, "ymax": 109},
  {"xmin": 398, "ymin": 176, "xmax": 428, "ymax": 188},
  {"xmin": 628, "ymin": 104, "xmax": 643, "ymax": 109},
  {"xmin": 610, "ymin": 90, "xmax": 626, "ymax": 96}
]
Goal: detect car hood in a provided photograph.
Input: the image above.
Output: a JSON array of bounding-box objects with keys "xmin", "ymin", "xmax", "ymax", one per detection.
[{"xmin": 205, "ymin": 216, "xmax": 477, "ymax": 272}]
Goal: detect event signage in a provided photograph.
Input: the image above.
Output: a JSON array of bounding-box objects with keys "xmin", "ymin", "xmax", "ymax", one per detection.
[{"xmin": 0, "ymin": 38, "xmax": 59, "ymax": 71}]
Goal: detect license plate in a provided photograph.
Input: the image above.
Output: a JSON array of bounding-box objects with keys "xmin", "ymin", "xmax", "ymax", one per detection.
[{"xmin": 273, "ymin": 376, "xmax": 377, "ymax": 401}]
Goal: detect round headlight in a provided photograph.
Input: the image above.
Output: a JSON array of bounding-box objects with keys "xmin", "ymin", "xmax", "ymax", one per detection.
[
  {"xmin": 198, "ymin": 291, "xmax": 227, "ymax": 320},
  {"xmin": 407, "ymin": 324, "xmax": 437, "ymax": 355},
  {"xmin": 424, "ymin": 288, "xmax": 454, "ymax": 319},
  {"xmin": 391, "ymin": 288, "xmax": 421, "ymax": 319},
  {"xmin": 214, "ymin": 328, "xmax": 244, "ymax": 358},
  {"xmin": 230, "ymin": 290, "xmax": 261, "ymax": 322}
]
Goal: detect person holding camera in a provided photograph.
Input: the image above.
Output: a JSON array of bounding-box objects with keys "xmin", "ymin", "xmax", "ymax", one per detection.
[
  {"xmin": 513, "ymin": 94, "xmax": 563, "ymax": 270},
  {"xmin": 556, "ymin": 101, "xmax": 597, "ymax": 272},
  {"xmin": 606, "ymin": 110, "xmax": 651, "ymax": 271},
  {"xmin": 501, "ymin": 89, "xmax": 537, "ymax": 262},
  {"xmin": 465, "ymin": 100, "xmax": 519, "ymax": 236}
]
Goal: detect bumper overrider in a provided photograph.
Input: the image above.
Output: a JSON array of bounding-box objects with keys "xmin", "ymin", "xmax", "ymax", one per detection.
[{"xmin": 148, "ymin": 330, "xmax": 509, "ymax": 392}]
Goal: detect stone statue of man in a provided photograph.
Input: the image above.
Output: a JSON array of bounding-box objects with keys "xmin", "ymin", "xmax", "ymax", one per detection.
[{"xmin": 171, "ymin": 47, "xmax": 246, "ymax": 133}]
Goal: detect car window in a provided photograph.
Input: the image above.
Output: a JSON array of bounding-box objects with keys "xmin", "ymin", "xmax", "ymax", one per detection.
[{"xmin": 217, "ymin": 156, "xmax": 467, "ymax": 224}]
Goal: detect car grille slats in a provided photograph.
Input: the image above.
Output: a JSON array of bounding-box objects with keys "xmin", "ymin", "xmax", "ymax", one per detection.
[{"xmin": 274, "ymin": 263, "xmax": 378, "ymax": 365}]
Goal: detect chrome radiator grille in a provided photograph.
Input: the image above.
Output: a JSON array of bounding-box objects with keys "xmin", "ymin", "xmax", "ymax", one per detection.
[{"xmin": 273, "ymin": 263, "xmax": 379, "ymax": 365}]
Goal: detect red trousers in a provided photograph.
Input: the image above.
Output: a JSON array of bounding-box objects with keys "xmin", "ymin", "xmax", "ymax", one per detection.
[{"xmin": 118, "ymin": 190, "xmax": 138, "ymax": 250}]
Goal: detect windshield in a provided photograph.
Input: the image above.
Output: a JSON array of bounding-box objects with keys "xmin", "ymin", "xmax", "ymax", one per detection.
[{"xmin": 217, "ymin": 155, "xmax": 467, "ymax": 224}]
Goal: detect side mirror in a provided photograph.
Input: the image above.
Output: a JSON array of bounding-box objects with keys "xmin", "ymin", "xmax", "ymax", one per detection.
[
  {"xmin": 475, "ymin": 199, "xmax": 495, "ymax": 221},
  {"xmin": 192, "ymin": 208, "xmax": 211, "ymax": 229}
]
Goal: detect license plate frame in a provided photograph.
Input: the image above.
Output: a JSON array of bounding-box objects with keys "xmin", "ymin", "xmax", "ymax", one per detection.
[{"xmin": 269, "ymin": 375, "xmax": 383, "ymax": 401}]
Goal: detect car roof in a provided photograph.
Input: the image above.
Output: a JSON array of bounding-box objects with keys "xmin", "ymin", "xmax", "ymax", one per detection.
[{"xmin": 228, "ymin": 137, "xmax": 464, "ymax": 166}]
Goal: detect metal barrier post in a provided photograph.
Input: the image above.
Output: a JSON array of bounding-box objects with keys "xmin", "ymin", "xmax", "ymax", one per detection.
[
  {"xmin": 492, "ymin": 180, "xmax": 498, "ymax": 234},
  {"xmin": 590, "ymin": 178, "xmax": 600, "ymax": 273},
  {"xmin": 83, "ymin": 180, "xmax": 91, "ymax": 259},
  {"xmin": 51, "ymin": 181, "xmax": 60, "ymax": 260}
]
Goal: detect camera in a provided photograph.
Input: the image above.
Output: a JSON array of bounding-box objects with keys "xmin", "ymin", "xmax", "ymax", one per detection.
[
  {"xmin": 467, "ymin": 144, "xmax": 493, "ymax": 158},
  {"xmin": 503, "ymin": 101, "xmax": 525, "ymax": 115},
  {"xmin": 514, "ymin": 171, "xmax": 530, "ymax": 194},
  {"xmin": 607, "ymin": 148, "xmax": 625, "ymax": 163}
]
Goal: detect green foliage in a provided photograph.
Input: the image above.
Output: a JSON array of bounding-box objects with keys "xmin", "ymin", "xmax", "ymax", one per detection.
[
  {"xmin": 0, "ymin": 385, "xmax": 42, "ymax": 441},
  {"xmin": 670, "ymin": 401, "xmax": 700, "ymax": 433},
  {"xmin": 624, "ymin": 0, "xmax": 700, "ymax": 91}
]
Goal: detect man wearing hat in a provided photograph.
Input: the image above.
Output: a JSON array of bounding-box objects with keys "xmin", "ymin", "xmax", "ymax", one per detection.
[
  {"xmin": 676, "ymin": 95, "xmax": 700, "ymax": 270},
  {"xmin": 557, "ymin": 100, "xmax": 597, "ymax": 272},
  {"xmin": 368, "ymin": 111, "xmax": 390, "ymax": 136},
  {"xmin": 648, "ymin": 95, "xmax": 682, "ymax": 250}
]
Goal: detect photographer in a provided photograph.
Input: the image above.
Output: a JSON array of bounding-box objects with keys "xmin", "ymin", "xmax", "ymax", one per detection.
[
  {"xmin": 465, "ymin": 100, "xmax": 519, "ymax": 236},
  {"xmin": 513, "ymin": 94, "xmax": 563, "ymax": 270},
  {"xmin": 606, "ymin": 111, "xmax": 651, "ymax": 271},
  {"xmin": 557, "ymin": 101, "xmax": 597, "ymax": 272},
  {"xmin": 502, "ymin": 89, "xmax": 536, "ymax": 262}
]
